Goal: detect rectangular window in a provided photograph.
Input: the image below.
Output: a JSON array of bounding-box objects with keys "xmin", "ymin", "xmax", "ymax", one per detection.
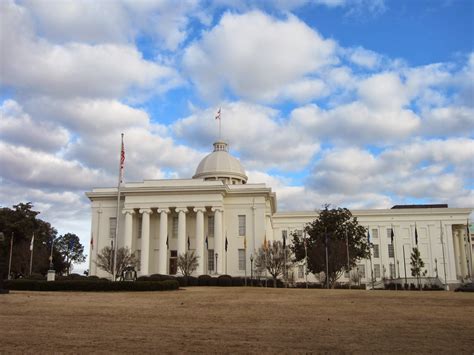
[
  {"xmin": 389, "ymin": 263, "xmax": 396, "ymax": 278},
  {"xmin": 208, "ymin": 249, "xmax": 214, "ymax": 272},
  {"xmin": 238, "ymin": 249, "xmax": 246, "ymax": 270},
  {"xmin": 357, "ymin": 264, "xmax": 366, "ymax": 279},
  {"xmin": 208, "ymin": 215, "xmax": 214, "ymax": 237},
  {"xmin": 172, "ymin": 217, "xmax": 178, "ymax": 238},
  {"xmin": 371, "ymin": 229, "xmax": 379, "ymax": 239},
  {"xmin": 373, "ymin": 244, "xmax": 380, "ymax": 258},
  {"xmin": 109, "ymin": 217, "xmax": 117, "ymax": 239},
  {"xmin": 388, "ymin": 244, "xmax": 394, "ymax": 258},
  {"xmin": 374, "ymin": 264, "xmax": 381, "ymax": 279},
  {"xmin": 238, "ymin": 215, "xmax": 246, "ymax": 236},
  {"xmin": 137, "ymin": 216, "xmax": 142, "ymax": 239},
  {"xmin": 298, "ymin": 265, "xmax": 304, "ymax": 278},
  {"xmin": 136, "ymin": 250, "xmax": 141, "ymax": 272}
]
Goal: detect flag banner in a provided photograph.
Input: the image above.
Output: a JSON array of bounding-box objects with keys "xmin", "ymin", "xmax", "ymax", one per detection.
[
  {"xmin": 166, "ymin": 235, "xmax": 169, "ymax": 249},
  {"xmin": 205, "ymin": 235, "xmax": 208, "ymax": 250},
  {"xmin": 30, "ymin": 234, "xmax": 34, "ymax": 251},
  {"xmin": 467, "ymin": 220, "xmax": 471, "ymax": 239},
  {"xmin": 225, "ymin": 235, "xmax": 228, "ymax": 252},
  {"xmin": 283, "ymin": 232, "xmax": 286, "ymax": 249},
  {"xmin": 367, "ymin": 229, "xmax": 370, "ymax": 244},
  {"xmin": 415, "ymin": 226, "xmax": 419, "ymax": 245},
  {"xmin": 187, "ymin": 235, "xmax": 190, "ymax": 250},
  {"xmin": 390, "ymin": 228, "xmax": 394, "ymax": 244},
  {"xmin": 215, "ymin": 107, "xmax": 221, "ymax": 120},
  {"xmin": 119, "ymin": 133, "xmax": 125, "ymax": 183},
  {"xmin": 90, "ymin": 234, "xmax": 94, "ymax": 250},
  {"xmin": 244, "ymin": 236, "xmax": 247, "ymax": 250}
]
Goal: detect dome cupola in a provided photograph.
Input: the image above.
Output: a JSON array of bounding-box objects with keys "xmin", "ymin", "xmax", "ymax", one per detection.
[{"xmin": 193, "ymin": 141, "xmax": 247, "ymax": 184}]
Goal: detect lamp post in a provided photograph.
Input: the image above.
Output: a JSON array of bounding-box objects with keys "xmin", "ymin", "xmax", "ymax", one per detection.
[{"xmin": 250, "ymin": 254, "xmax": 254, "ymax": 286}]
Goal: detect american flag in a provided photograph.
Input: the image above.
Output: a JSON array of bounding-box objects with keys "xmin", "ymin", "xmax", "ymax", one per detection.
[
  {"xmin": 119, "ymin": 133, "xmax": 125, "ymax": 183},
  {"xmin": 215, "ymin": 107, "xmax": 221, "ymax": 120}
]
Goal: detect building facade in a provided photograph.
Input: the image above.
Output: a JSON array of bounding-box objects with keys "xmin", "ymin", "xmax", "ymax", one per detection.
[{"xmin": 87, "ymin": 141, "xmax": 473, "ymax": 287}]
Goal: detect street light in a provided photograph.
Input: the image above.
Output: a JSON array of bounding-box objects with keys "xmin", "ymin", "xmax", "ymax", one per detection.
[{"xmin": 250, "ymin": 254, "xmax": 254, "ymax": 286}]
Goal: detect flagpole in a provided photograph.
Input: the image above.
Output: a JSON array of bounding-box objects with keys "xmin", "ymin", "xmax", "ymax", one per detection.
[
  {"xmin": 467, "ymin": 220, "xmax": 473, "ymax": 280},
  {"xmin": 8, "ymin": 233, "xmax": 14, "ymax": 279},
  {"xmin": 113, "ymin": 133, "xmax": 124, "ymax": 281},
  {"xmin": 403, "ymin": 244, "xmax": 408, "ymax": 288},
  {"xmin": 391, "ymin": 224, "xmax": 397, "ymax": 290},
  {"xmin": 29, "ymin": 234, "xmax": 34, "ymax": 276},
  {"xmin": 304, "ymin": 228, "xmax": 308, "ymax": 289},
  {"xmin": 325, "ymin": 227, "xmax": 329, "ymax": 289},
  {"xmin": 440, "ymin": 221, "xmax": 448, "ymax": 290},
  {"xmin": 345, "ymin": 229, "xmax": 351, "ymax": 289}
]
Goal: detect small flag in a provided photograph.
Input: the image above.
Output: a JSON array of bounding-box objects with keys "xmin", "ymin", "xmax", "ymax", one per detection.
[
  {"xmin": 225, "ymin": 234, "xmax": 228, "ymax": 252},
  {"xmin": 90, "ymin": 234, "xmax": 94, "ymax": 250},
  {"xmin": 244, "ymin": 236, "xmax": 247, "ymax": 250},
  {"xmin": 30, "ymin": 234, "xmax": 34, "ymax": 251},
  {"xmin": 367, "ymin": 229, "xmax": 370, "ymax": 244},
  {"xmin": 187, "ymin": 235, "xmax": 190, "ymax": 250},
  {"xmin": 467, "ymin": 220, "xmax": 471, "ymax": 240},
  {"xmin": 166, "ymin": 234, "xmax": 169, "ymax": 249},
  {"xmin": 390, "ymin": 228, "xmax": 394, "ymax": 245},
  {"xmin": 415, "ymin": 225, "xmax": 419, "ymax": 245},
  {"xmin": 215, "ymin": 107, "xmax": 221, "ymax": 120},
  {"xmin": 205, "ymin": 235, "xmax": 208, "ymax": 250},
  {"xmin": 282, "ymin": 231, "xmax": 286, "ymax": 249},
  {"xmin": 119, "ymin": 133, "xmax": 125, "ymax": 183}
]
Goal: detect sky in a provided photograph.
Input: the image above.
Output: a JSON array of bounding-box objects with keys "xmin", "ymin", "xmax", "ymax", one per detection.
[{"xmin": 1, "ymin": 0, "xmax": 473, "ymax": 272}]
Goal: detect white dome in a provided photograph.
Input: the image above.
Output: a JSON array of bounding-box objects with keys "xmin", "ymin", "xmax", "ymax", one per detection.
[{"xmin": 193, "ymin": 141, "xmax": 247, "ymax": 184}]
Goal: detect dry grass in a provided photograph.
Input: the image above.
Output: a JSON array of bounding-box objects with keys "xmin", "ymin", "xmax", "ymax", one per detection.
[{"xmin": 0, "ymin": 287, "xmax": 473, "ymax": 353}]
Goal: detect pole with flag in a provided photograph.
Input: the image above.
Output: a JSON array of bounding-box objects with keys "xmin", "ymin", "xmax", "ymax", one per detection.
[
  {"xmin": 205, "ymin": 235, "xmax": 208, "ymax": 274},
  {"xmin": 465, "ymin": 220, "xmax": 472, "ymax": 280},
  {"xmin": 113, "ymin": 133, "xmax": 125, "ymax": 281},
  {"xmin": 225, "ymin": 231, "xmax": 228, "ymax": 274},
  {"xmin": 303, "ymin": 228, "xmax": 308, "ymax": 289},
  {"xmin": 345, "ymin": 228, "xmax": 351, "ymax": 289},
  {"xmin": 414, "ymin": 223, "xmax": 419, "ymax": 246},
  {"xmin": 29, "ymin": 233, "xmax": 35, "ymax": 276},
  {"xmin": 283, "ymin": 229, "xmax": 288, "ymax": 288},
  {"xmin": 367, "ymin": 228, "xmax": 374, "ymax": 290},
  {"xmin": 187, "ymin": 235, "xmax": 190, "ymax": 251},
  {"xmin": 263, "ymin": 233, "xmax": 268, "ymax": 287},
  {"xmin": 390, "ymin": 224, "xmax": 397, "ymax": 290},
  {"xmin": 215, "ymin": 107, "xmax": 221, "ymax": 140},
  {"xmin": 244, "ymin": 235, "xmax": 247, "ymax": 286},
  {"xmin": 8, "ymin": 233, "xmax": 14, "ymax": 280},
  {"xmin": 325, "ymin": 227, "xmax": 329, "ymax": 289}
]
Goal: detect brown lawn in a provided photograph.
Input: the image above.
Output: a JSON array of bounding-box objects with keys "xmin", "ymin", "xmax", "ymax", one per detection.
[{"xmin": 0, "ymin": 287, "xmax": 473, "ymax": 353}]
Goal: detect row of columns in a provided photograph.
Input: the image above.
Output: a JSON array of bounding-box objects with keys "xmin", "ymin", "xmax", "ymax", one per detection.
[{"xmin": 122, "ymin": 207, "xmax": 223, "ymax": 275}]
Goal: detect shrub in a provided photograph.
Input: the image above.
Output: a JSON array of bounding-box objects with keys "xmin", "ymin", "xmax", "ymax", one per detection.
[
  {"xmin": 26, "ymin": 273, "xmax": 45, "ymax": 280},
  {"xmin": 3, "ymin": 279, "xmax": 179, "ymax": 292},
  {"xmin": 187, "ymin": 276, "xmax": 198, "ymax": 286},
  {"xmin": 147, "ymin": 274, "xmax": 175, "ymax": 282},
  {"xmin": 176, "ymin": 276, "xmax": 188, "ymax": 287},
  {"xmin": 136, "ymin": 276, "xmax": 150, "ymax": 281},
  {"xmin": 232, "ymin": 277, "xmax": 245, "ymax": 287},
  {"xmin": 198, "ymin": 275, "xmax": 212, "ymax": 286},
  {"xmin": 217, "ymin": 275, "xmax": 232, "ymax": 287},
  {"xmin": 209, "ymin": 277, "xmax": 218, "ymax": 286}
]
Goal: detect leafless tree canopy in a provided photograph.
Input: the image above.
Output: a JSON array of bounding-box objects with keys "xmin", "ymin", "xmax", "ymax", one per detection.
[
  {"xmin": 177, "ymin": 251, "xmax": 199, "ymax": 277},
  {"xmin": 254, "ymin": 241, "xmax": 293, "ymax": 286},
  {"xmin": 95, "ymin": 246, "xmax": 137, "ymax": 278}
]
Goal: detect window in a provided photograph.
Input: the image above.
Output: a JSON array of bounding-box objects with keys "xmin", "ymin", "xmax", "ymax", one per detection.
[
  {"xmin": 136, "ymin": 250, "xmax": 141, "ymax": 271},
  {"xmin": 371, "ymin": 229, "xmax": 379, "ymax": 239},
  {"xmin": 208, "ymin": 216, "xmax": 214, "ymax": 237},
  {"xmin": 357, "ymin": 264, "xmax": 366, "ymax": 279},
  {"xmin": 137, "ymin": 216, "xmax": 142, "ymax": 239},
  {"xmin": 389, "ymin": 263, "xmax": 396, "ymax": 278},
  {"xmin": 172, "ymin": 217, "xmax": 178, "ymax": 238},
  {"xmin": 388, "ymin": 244, "xmax": 394, "ymax": 258},
  {"xmin": 208, "ymin": 249, "xmax": 214, "ymax": 272},
  {"xmin": 374, "ymin": 264, "xmax": 381, "ymax": 279},
  {"xmin": 238, "ymin": 249, "xmax": 245, "ymax": 270},
  {"xmin": 109, "ymin": 217, "xmax": 117, "ymax": 239},
  {"xmin": 298, "ymin": 265, "xmax": 304, "ymax": 278},
  {"xmin": 238, "ymin": 215, "xmax": 246, "ymax": 236},
  {"xmin": 373, "ymin": 244, "xmax": 380, "ymax": 258}
]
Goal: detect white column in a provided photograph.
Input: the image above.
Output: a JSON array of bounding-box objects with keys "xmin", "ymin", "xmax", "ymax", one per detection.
[
  {"xmin": 123, "ymin": 209, "xmax": 134, "ymax": 251},
  {"xmin": 212, "ymin": 207, "xmax": 223, "ymax": 274},
  {"xmin": 453, "ymin": 228, "xmax": 461, "ymax": 277},
  {"xmin": 140, "ymin": 208, "xmax": 152, "ymax": 275},
  {"xmin": 194, "ymin": 207, "xmax": 206, "ymax": 275},
  {"xmin": 158, "ymin": 208, "xmax": 169, "ymax": 275},
  {"xmin": 176, "ymin": 207, "xmax": 188, "ymax": 256}
]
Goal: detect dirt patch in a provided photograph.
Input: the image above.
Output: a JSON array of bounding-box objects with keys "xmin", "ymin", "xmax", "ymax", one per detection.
[{"xmin": 0, "ymin": 288, "xmax": 472, "ymax": 353}]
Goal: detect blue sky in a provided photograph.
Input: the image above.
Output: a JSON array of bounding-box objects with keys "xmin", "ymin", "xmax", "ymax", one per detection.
[{"xmin": 0, "ymin": 0, "xmax": 473, "ymax": 272}]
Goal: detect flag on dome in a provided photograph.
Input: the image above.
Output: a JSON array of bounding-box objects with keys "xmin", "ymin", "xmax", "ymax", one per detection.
[{"xmin": 215, "ymin": 107, "xmax": 221, "ymax": 120}]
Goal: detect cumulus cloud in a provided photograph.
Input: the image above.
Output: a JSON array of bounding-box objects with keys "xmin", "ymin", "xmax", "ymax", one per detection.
[{"xmin": 183, "ymin": 11, "xmax": 337, "ymax": 102}]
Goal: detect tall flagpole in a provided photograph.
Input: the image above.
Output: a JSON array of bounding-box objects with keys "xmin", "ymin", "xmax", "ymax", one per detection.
[
  {"xmin": 304, "ymin": 228, "xmax": 308, "ymax": 289},
  {"xmin": 345, "ymin": 229, "xmax": 351, "ymax": 289},
  {"xmin": 391, "ymin": 224, "xmax": 397, "ymax": 290},
  {"xmin": 112, "ymin": 133, "xmax": 125, "ymax": 281},
  {"xmin": 467, "ymin": 220, "xmax": 473, "ymax": 280},
  {"xmin": 29, "ymin": 233, "xmax": 34, "ymax": 276},
  {"xmin": 8, "ymin": 232, "xmax": 14, "ymax": 279},
  {"xmin": 325, "ymin": 227, "xmax": 329, "ymax": 289},
  {"xmin": 215, "ymin": 108, "xmax": 221, "ymax": 140}
]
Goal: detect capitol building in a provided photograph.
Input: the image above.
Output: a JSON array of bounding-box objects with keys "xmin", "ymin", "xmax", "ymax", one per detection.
[{"xmin": 87, "ymin": 140, "xmax": 473, "ymax": 288}]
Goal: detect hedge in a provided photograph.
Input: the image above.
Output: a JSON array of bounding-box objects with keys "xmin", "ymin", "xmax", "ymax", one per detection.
[{"xmin": 3, "ymin": 279, "xmax": 179, "ymax": 292}]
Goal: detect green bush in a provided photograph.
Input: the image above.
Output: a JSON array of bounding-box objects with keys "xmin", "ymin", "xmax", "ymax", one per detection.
[
  {"xmin": 25, "ymin": 273, "xmax": 45, "ymax": 280},
  {"xmin": 231, "ymin": 277, "xmax": 245, "ymax": 286},
  {"xmin": 187, "ymin": 276, "xmax": 198, "ymax": 286},
  {"xmin": 148, "ymin": 274, "xmax": 175, "ymax": 282},
  {"xmin": 3, "ymin": 279, "xmax": 179, "ymax": 292},
  {"xmin": 198, "ymin": 275, "xmax": 212, "ymax": 286},
  {"xmin": 209, "ymin": 277, "xmax": 218, "ymax": 286},
  {"xmin": 176, "ymin": 276, "xmax": 188, "ymax": 287},
  {"xmin": 217, "ymin": 275, "xmax": 232, "ymax": 287}
]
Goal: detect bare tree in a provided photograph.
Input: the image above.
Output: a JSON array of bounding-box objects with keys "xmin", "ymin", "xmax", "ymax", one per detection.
[
  {"xmin": 254, "ymin": 241, "xmax": 293, "ymax": 287},
  {"xmin": 177, "ymin": 251, "xmax": 199, "ymax": 277},
  {"xmin": 95, "ymin": 246, "xmax": 137, "ymax": 279}
]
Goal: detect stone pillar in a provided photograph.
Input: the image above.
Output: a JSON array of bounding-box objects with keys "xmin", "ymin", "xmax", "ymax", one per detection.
[
  {"xmin": 194, "ymin": 207, "xmax": 206, "ymax": 275},
  {"xmin": 140, "ymin": 208, "xmax": 152, "ymax": 275},
  {"xmin": 123, "ymin": 209, "xmax": 135, "ymax": 250},
  {"xmin": 453, "ymin": 228, "xmax": 461, "ymax": 277},
  {"xmin": 158, "ymin": 208, "xmax": 169, "ymax": 275},
  {"xmin": 212, "ymin": 207, "xmax": 223, "ymax": 274},
  {"xmin": 176, "ymin": 207, "xmax": 188, "ymax": 256}
]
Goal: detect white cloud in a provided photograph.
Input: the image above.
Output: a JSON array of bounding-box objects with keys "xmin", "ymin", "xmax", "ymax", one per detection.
[
  {"xmin": 346, "ymin": 46, "xmax": 382, "ymax": 69},
  {"xmin": 183, "ymin": 11, "xmax": 337, "ymax": 102},
  {"xmin": 0, "ymin": 99, "xmax": 69, "ymax": 152}
]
